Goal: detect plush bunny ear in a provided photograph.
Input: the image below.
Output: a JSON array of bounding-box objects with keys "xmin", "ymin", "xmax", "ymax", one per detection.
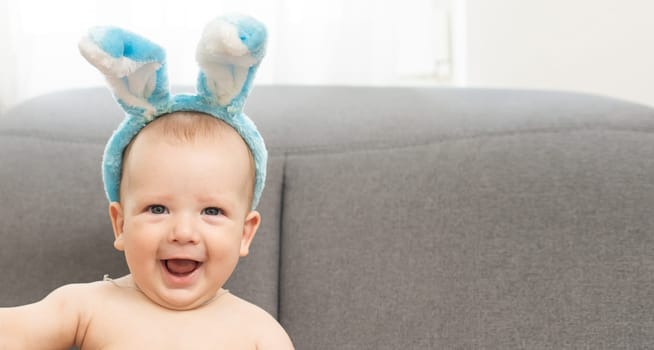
[
  {"xmin": 195, "ymin": 15, "xmax": 267, "ymax": 112},
  {"xmin": 80, "ymin": 16, "xmax": 269, "ymax": 208},
  {"xmin": 79, "ymin": 27, "xmax": 170, "ymax": 119}
]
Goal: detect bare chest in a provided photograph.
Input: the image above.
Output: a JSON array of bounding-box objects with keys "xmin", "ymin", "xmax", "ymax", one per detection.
[{"xmin": 78, "ymin": 299, "xmax": 257, "ymax": 350}]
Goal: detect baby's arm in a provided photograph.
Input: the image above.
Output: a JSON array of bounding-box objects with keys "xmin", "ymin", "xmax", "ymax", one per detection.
[{"xmin": 0, "ymin": 284, "xmax": 83, "ymax": 349}]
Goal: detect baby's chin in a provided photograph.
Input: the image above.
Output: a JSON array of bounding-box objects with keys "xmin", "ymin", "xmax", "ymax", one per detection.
[
  {"xmin": 147, "ymin": 290, "xmax": 225, "ymax": 311},
  {"xmin": 127, "ymin": 279, "xmax": 225, "ymax": 311}
]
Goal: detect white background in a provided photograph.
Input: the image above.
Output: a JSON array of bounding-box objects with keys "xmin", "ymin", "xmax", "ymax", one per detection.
[
  {"xmin": 465, "ymin": 0, "xmax": 654, "ymax": 108},
  {"xmin": 1, "ymin": 0, "xmax": 652, "ymax": 112}
]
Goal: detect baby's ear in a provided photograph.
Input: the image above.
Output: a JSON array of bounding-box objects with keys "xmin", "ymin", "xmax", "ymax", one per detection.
[
  {"xmin": 79, "ymin": 26, "xmax": 170, "ymax": 119},
  {"xmin": 240, "ymin": 210, "xmax": 261, "ymax": 257},
  {"xmin": 109, "ymin": 202, "xmax": 125, "ymax": 251},
  {"xmin": 195, "ymin": 15, "xmax": 267, "ymax": 113}
]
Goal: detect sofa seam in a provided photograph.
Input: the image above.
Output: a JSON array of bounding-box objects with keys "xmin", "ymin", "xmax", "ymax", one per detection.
[
  {"xmin": 0, "ymin": 131, "xmax": 105, "ymax": 145},
  {"xmin": 276, "ymin": 151, "xmax": 288, "ymax": 323},
  {"xmin": 267, "ymin": 125, "xmax": 654, "ymax": 157},
  {"xmin": 3, "ymin": 125, "xmax": 653, "ymax": 154}
]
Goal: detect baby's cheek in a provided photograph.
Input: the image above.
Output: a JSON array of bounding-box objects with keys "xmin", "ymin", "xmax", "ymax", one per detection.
[{"xmin": 208, "ymin": 234, "xmax": 242, "ymax": 256}]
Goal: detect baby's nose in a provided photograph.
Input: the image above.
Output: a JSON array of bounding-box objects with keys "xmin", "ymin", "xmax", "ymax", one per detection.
[{"xmin": 169, "ymin": 214, "xmax": 199, "ymax": 244}]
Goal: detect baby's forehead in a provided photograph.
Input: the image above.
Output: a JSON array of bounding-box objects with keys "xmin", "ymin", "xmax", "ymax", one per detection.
[{"xmin": 121, "ymin": 111, "xmax": 256, "ymax": 201}]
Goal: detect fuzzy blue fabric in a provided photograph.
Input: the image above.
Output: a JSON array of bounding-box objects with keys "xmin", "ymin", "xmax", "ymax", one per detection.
[{"xmin": 79, "ymin": 14, "xmax": 268, "ymax": 209}]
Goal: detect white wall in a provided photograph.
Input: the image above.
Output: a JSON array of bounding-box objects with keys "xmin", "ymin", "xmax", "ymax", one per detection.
[
  {"xmin": 464, "ymin": 0, "xmax": 654, "ymax": 107},
  {"xmin": 2, "ymin": 1, "xmax": 653, "ymax": 111},
  {"xmin": 0, "ymin": 0, "xmax": 12, "ymax": 112},
  {"xmin": 0, "ymin": 0, "xmax": 451, "ymax": 112}
]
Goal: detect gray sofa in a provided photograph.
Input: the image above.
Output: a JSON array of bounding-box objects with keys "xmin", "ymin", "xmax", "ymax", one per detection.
[{"xmin": 1, "ymin": 86, "xmax": 653, "ymax": 349}]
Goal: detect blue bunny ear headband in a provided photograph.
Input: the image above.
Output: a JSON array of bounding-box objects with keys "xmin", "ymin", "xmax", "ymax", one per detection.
[{"xmin": 79, "ymin": 14, "xmax": 268, "ymax": 209}]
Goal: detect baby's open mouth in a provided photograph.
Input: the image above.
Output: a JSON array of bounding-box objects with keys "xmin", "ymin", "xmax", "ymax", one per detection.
[{"xmin": 163, "ymin": 259, "xmax": 201, "ymax": 276}]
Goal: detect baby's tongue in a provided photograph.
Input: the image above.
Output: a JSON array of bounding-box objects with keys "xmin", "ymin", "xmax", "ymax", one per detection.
[{"xmin": 166, "ymin": 259, "xmax": 198, "ymax": 275}]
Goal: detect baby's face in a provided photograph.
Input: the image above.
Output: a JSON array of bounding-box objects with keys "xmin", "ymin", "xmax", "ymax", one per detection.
[{"xmin": 108, "ymin": 123, "xmax": 260, "ymax": 310}]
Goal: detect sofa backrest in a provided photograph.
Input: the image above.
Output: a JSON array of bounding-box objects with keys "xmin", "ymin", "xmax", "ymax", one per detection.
[{"xmin": 2, "ymin": 86, "xmax": 654, "ymax": 349}]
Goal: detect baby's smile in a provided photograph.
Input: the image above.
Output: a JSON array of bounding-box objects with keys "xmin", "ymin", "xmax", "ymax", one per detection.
[
  {"xmin": 163, "ymin": 259, "xmax": 202, "ymax": 276},
  {"xmin": 160, "ymin": 258, "xmax": 203, "ymax": 287}
]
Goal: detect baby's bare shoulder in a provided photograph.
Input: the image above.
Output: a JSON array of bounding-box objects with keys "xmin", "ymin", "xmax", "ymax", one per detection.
[
  {"xmin": 219, "ymin": 293, "xmax": 275, "ymax": 322},
  {"xmin": 47, "ymin": 279, "xmax": 119, "ymax": 309},
  {"xmin": 0, "ymin": 280, "xmax": 111, "ymax": 350},
  {"xmin": 221, "ymin": 294, "xmax": 294, "ymax": 349},
  {"xmin": 51, "ymin": 280, "xmax": 108, "ymax": 298}
]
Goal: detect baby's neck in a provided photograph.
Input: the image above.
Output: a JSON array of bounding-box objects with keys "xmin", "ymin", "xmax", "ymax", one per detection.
[{"xmin": 102, "ymin": 274, "xmax": 229, "ymax": 309}]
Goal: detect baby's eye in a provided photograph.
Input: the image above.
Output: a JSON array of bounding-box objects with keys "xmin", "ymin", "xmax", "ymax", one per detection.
[
  {"xmin": 202, "ymin": 207, "xmax": 223, "ymax": 216},
  {"xmin": 147, "ymin": 205, "xmax": 168, "ymax": 214}
]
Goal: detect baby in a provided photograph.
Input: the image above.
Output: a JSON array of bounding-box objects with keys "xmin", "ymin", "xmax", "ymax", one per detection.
[
  {"xmin": 0, "ymin": 112, "xmax": 293, "ymax": 349},
  {"xmin": 0, "ymin": 14, "xmax": 293, "ymax": 349}
]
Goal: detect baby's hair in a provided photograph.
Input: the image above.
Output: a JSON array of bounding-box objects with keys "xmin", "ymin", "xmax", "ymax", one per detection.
[
  {"xmin": 120, "ymin": 111, "xmax": 256, "ymax": 205},
  {"xmin": 146, "ymin": 111, "xmax": 231, "ymax": 142}
]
